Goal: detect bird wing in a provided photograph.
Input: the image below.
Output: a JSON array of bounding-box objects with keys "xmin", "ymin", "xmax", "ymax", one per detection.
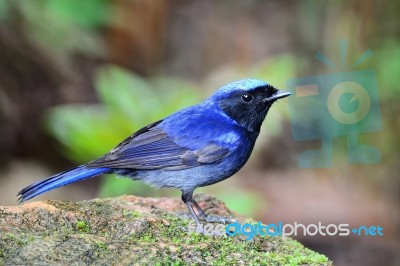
[{"xmin": 86, "ymin": 120, "xmax": 230, "ymax": 170}]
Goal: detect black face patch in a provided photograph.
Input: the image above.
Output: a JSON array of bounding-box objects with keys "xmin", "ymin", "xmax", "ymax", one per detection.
[{"xmin": 218, "ymin": 85, "xmax": 278, "ymax": 132}]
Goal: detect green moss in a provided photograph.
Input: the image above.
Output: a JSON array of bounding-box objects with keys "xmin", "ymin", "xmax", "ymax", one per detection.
[
  {"xmin": 118, "ymin": 213, "xmax": 331, "ymax": 265},
  {"xmin": 0, "ymin": 196, "xmax": 332, "ymax": 265},
  {"xmin": 76, "ymin": 220, "xmax": 90, "ymax": 233},
  {"xmin": 122, "ymin": 210, "xmax": 141, "ymax": 218},
  {"xmin": 94, "ymin": 241, "xmax": 107, "ymax": 250},
  {"xmin": 1, "ymin": 233, "xmax": 35, "ymax": 247},
  {"xmin": 0, "ymin": 232, "xmax": 37, "ymax": 262}
]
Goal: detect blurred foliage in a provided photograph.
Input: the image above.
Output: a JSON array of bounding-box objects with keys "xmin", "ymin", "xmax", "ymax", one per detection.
[
  {"xmin": 373, "ymin": 40, "xmax": 400, "ymax": 99},
  {"xmin": 250, "ymin": 54, "xmax": 300, "ymax": 88},
  {"xmin": 45, "ymin": 65, "xmax": 201, "ymax": 197},
  {"xmin": 198, "ymin": 186, "xmax": 264, "ymax": 217},
  {"xmin": 0, "ymin": 0, "xmax": 109, "ymax": 59}
]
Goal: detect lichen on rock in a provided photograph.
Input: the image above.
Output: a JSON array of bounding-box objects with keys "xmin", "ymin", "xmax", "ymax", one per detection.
[{"xmin": 0, "ymin": 194, "xmax": 332, "ymax": 265}]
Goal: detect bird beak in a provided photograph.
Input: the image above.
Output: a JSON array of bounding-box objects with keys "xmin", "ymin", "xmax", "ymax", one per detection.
[{"xmin": 264, "ymin": 90, "xmax": 292, "ymax": 102}]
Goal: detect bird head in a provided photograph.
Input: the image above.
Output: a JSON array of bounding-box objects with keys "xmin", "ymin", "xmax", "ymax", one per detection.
[{"xmin": 211, "ymin": 79, "xmax": 291, "ymax": 132}]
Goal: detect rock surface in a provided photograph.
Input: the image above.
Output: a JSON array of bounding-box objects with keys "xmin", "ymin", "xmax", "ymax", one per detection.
[{"xmin": 0, "ymin": 194, "xmax": 332, "ymax": 265}]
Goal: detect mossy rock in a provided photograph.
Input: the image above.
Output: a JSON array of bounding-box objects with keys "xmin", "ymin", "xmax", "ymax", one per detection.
[{"xmin": 0, "ymin": 194, "xmax": 332, "ymax": 265}]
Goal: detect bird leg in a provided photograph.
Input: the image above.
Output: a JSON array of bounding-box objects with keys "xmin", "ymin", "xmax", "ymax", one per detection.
[
  {"xmin": 181, "ymin": 191, "xmax": 201, "ymax": 229},
  {"xmin": 181, "ymin": 192, "xmax": 236, "ymax": 225}
]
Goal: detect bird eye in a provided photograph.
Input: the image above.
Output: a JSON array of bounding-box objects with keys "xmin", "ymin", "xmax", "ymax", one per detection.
[{"xmin": 241, "ymin": 93, "xmax": 253, "ymax": 103}]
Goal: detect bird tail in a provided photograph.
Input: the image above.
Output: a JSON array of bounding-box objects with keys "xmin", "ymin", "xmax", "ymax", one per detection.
[{"xmin": 18, "ymin": 165, "xmax": 110, "ymax": 203}]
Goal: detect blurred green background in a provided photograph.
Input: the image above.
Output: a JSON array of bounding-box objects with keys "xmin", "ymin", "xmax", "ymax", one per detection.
[{"xmin": 0, "ymin": 0, "xmax": 399, "ymax": 265}]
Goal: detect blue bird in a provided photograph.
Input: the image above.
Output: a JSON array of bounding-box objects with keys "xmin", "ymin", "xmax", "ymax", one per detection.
[{"xmin": 18, "ymin": 79, "xmax": 291, "ymax": 226}]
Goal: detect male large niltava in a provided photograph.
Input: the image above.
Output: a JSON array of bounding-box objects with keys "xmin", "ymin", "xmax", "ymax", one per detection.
[{"xmin": 18, "ymin": 79, "xmax": 291, "ymax": 226}]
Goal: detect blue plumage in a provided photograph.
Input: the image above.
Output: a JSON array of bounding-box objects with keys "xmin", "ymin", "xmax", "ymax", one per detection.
[
  {"xmin": 18, "ymin": 79, "xmax": 291, "ymax": 226},
  {"xmin": 19, "ymin": 166, "xmax": 110, "ymax": 202}
]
